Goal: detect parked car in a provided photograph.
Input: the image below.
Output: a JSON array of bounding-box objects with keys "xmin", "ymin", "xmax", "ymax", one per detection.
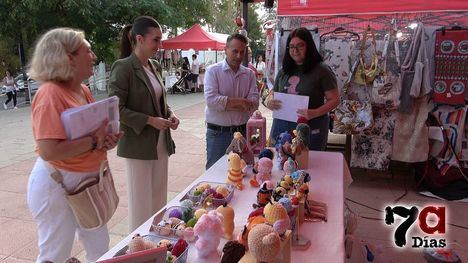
[{"xmin": 14, "ymin": 74, "xmax": 40, "ymax": 94}]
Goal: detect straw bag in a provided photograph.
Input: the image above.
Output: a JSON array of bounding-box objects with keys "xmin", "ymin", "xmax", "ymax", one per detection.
[
  {"xmin": 355, "ymin": 26, "xmax": 380, "ymax": 85},
  {"xmin": 50, "ymin": 160, "xmax": 119, "ymax": 230}
]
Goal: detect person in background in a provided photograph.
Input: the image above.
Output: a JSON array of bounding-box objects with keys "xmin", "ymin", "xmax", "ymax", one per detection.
[
  {"xmin": 264, "ymin": 27, "xmax": 339, "ymax": 150},
  {"xmin": 247, "ymin": 47, "xmax": 258, "ymax": 76},
  {"xmin": 27, "ymin": 27, "xmax": 121, "ymax": 263},
  {"xmin": 108, "ymin": 16, "xmax": 180, "ymax": 231},
  {"xmin": 181, "ymin": 56, "xmax": 191, "ymax": 92},
  {"xmin": 255, "ymin": 54, "xmax": 266, "ymax": 81},
  {"xmin": 190, "ymin": 54, "xmax": 200, "ymax": 92},
  {"xmin": 3, "ymin": 70, "xmax": 18, "ymax": 109},
  {"xmin": 204, "ymin": 33, "xmax": 259, "ymax": 169}
]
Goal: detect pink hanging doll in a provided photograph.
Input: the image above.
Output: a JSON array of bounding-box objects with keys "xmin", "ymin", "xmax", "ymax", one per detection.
[{"xmin": 194, "ymin": 210, "xmax": 224, "ymax": 258}]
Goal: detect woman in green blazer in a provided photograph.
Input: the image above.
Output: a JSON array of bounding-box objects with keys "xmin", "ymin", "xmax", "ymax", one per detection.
[{"xmin": 108, "ymin": 16, "xmax": 179, "ymax": 231}]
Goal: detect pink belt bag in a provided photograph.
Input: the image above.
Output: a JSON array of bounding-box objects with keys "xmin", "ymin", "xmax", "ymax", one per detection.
[{"xmin": 49, "ymin": 160, "xmax": 119, "ymax": 230}]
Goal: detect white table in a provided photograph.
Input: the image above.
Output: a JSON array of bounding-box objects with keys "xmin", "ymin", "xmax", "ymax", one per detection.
[{"xmin": 98, "ymin": 151, "xmax": 353, "ymax": 262}]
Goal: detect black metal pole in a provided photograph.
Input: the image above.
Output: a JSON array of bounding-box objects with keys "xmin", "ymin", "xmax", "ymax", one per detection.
[
  {"xmin": 242, "ymin": 0, "xmax": 249, "ymax": 67},
  {"xmin": 17, "ymin": 32, "xmax": 30, "ymax": 103}
]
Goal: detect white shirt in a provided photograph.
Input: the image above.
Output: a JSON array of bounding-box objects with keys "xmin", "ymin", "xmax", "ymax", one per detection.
[
  {"xmin": 256, "ymin": 61, "xmax": 266, "ymax": 74},
  {"xmin": 204, "ymin": 59, "xmax": 259, "ymax": 126},
  {"xmin": 191, "ymin": 59, "xmax": 200, "ymax": 74}
]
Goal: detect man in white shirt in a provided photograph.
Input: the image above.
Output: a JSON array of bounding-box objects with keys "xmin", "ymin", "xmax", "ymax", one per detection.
[
  {"xmin": 190, "ymin": 54, "xmax": 200, "ymax": 92},
  {"xmin": 204, "ymin": 34, "xmax": 259, "ymax": 169}
]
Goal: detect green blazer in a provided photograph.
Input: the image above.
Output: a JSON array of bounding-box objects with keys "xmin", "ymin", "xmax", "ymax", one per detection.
[{"xmin": 108, "ymin": 52, "xmax": 175, "ymax": 160}]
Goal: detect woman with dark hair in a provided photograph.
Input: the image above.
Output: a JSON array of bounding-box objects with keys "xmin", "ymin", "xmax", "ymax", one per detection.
[
  {"xmin": 181, "ymin": 56, "xmax": 190, "ymax": 91},
  {"xmin": 3, "ymin": 70, "xmax": 18, "ymax": 109},
  {"xmin": 108, "ymin": 16, "xmax": 180, "ymax": 231},
  {"xmin": 265, "ymin": 27, "xmax": 339, "ymax": 150}
]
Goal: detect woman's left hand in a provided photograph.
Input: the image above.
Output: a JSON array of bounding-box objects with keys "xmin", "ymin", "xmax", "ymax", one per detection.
[
  {"xmin": 297, "ymin": 108, "xmax": 319, "ymax": 120},
  {"xmin": 103, "ymin": 132, "xmax": 124, "ymax": 151},
  {"xmin": 168, "ymin": 115, "xmax": 180, "ymax": 130}
]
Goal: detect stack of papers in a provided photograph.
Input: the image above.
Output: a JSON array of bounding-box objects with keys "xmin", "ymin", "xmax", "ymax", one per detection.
[
  {"xmin": 61, "ymin": 96, "xmax": 119, "ymax": 140},
  {"xmin": 272, "ymin": 92, "xmax": 309, "ymax": 122}
]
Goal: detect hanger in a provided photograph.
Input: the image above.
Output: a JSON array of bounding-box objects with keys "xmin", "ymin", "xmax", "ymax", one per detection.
[{"xmin": 320, "ymin": 27, "xmax": 360, "ymax": 40}]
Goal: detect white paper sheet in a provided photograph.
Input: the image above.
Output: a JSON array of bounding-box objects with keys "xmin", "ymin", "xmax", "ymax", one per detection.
[
  {"xmin": 61, "ymin": 96, "xmax": 119, "ymax": 140},
  {"xmin": 272, "ymin": 92, "xmax": 309, "ymax": 122}
]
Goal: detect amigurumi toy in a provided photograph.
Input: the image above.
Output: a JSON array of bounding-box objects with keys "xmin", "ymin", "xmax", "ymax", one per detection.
[
  {"xmin": 193, "ymin": 210, "xmax": 224, "ymax": 258},
  {"xmin": 250, "ymin": 157, "xmax": 273, "ymax": 187},
  {"xmin": 248, "ymin": 224, "xmax": 281, "ymax": 262},
  {"xmin": 221, "ymin": 241, "xmax": 246, "ymax": 263},
  {"xmin": 226, "ymin": 132, "xmax": 255, "ymax": 165},
  {"xmin": 227, "ymin": 152, "xmax": 244, "ymax": 190}
]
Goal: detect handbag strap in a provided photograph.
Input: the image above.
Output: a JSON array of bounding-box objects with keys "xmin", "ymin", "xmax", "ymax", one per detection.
[
  {"xmin": 341, "ymin": 60, "xmax": 360, "ymax": 96},
  {"xmin": 98, "ymin": 160, "xmax": 109, "ymax": 192},
  {"xmin": 48, "ymin": 164, "xmax": 69, "ymax": 193}
]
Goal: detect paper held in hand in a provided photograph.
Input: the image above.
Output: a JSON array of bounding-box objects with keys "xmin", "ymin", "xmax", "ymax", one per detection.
[
  {"xmin": 61, "ymin": 96, "xmax": 119, "ymax": 140},
  {"xmin": 272, "ymin": 92, "xmax": 309, "ymax": 122}
]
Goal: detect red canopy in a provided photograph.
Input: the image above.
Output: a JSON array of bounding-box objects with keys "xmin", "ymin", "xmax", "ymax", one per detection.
[
  {"xmin": 162, "ymin": 24, "xmax": 226, "ymax": 50},
  {"xmin": 278, "ymin": 0, "xmax": 468, "ymax": 16}
]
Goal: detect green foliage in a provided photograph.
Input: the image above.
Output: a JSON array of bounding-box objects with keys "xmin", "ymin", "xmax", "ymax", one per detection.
[{"xmin": 0, "ymin": 0, "xmax": 266, "ymax": 66}]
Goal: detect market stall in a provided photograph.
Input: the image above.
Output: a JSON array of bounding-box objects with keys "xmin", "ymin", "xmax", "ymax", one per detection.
[
  {"xmin": 98, "ymin": 151, "xmax": 352, "ymax": 262},
  {"xmin": 266, "ymin": 0, "xmax": 467, "ymax": 180}
]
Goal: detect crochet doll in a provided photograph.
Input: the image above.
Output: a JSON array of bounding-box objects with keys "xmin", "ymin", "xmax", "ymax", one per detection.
[
  {"xmin": 250, "ymin": 157, "xmax": 273, "ymax": 187},
  {"xmin": 194, "ymin": 210, "xmax": 224, "ymax": 258},
  {"xmin": 248, "ymin": 224, "xmax": 281, "ymax": 262},
  {"xmin": 225, "ymin": 132, "xmax": 254, "ymax": 165},
  {"xmin": 227, "ymin": 152, "xmax": 244, "ymax": 190}
]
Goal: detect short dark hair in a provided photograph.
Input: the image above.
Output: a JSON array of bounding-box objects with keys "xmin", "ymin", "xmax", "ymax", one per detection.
[
  {"xmin": 192, "ymin": 54, "xmax": 197, "ymax": 59},
  {"xmin": 282, "ymin": 27, "xmax": 322, "ymax": 75},
  {"xmin": 226, "ymin": 33, "xmax": 248, "ymax": 47}
]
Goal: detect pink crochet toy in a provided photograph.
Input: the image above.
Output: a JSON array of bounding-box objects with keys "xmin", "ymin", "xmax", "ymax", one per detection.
[
  {"xmin": 256, "ymin": 157, "xmax": 273, "ymax": 184},
  {"xmin": 193, "ymin": 210, "xmax": 224, "ymax": 258}
]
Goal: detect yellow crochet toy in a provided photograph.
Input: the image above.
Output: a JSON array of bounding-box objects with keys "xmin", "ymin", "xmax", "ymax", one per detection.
[
  {"xmin": 227, "ymin": 152, "xmax": 244, "ymax": 190},
  {"xmin": 216, "ymin": 203, "xmax": 235, "ymax": 240},
  {"xmin": 263, "ymin": 201, "xmax": 290, "ymax": 235}
]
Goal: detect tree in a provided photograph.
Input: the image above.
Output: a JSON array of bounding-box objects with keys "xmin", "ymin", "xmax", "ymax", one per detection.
[
  {"xmin": 0, "ymin": 0, "xmax": 214, "ymax": 65},
  {"xmin": 208, "ymin": 1, "xmax": 265, "ymax": 56}
]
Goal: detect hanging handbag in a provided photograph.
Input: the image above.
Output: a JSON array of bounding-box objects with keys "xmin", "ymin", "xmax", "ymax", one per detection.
[
  {"xmin": 355, "ymin": 26, "xmax": 380, "ymax": 85},
  {"xmin": 333, "ymin": 61, "xmax": 374, "ymax": 134},
  {"xmin": 371, "ymin": 24, "xmax": 402, "ymax": 108},
  {"xmin": 50, "ymin": 160, "xmax": 119, "ymax": 230},
  {"xmin": 417, "ymin": 112, "xmax": 468, "ymax": 189}
]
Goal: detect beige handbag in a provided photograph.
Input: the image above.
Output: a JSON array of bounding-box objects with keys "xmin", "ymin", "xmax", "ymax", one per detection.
[{"xmin": 50, "ymin": 160, "xmax": 119, "ymax": 230}]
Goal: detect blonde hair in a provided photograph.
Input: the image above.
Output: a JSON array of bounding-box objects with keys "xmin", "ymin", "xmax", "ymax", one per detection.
[{"xmin": 28, "ymin": 28, "xmax": 85, "ymax": 82}]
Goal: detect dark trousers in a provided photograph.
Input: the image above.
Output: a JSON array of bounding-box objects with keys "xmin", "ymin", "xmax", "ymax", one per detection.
[{"xmin": 5, "ymin": 91, "xmax": 17, "ymax": 107}]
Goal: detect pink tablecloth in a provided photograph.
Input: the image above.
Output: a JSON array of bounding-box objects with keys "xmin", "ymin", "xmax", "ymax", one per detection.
[{"xmin": 98, "ymin": 151, "xmax": 352, "ymax": 262}]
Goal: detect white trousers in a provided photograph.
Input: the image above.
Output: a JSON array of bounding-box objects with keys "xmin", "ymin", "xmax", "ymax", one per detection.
[
  {"xmin": 27, "ymin": 157, "xmax": 109, "ymax": 263},
  {"xmin": 125, "ymin": 132, "xmax": 169, "ymax": 231}
]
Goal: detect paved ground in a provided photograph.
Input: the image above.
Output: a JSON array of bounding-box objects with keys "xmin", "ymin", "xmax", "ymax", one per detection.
[{"xmin": 0, "ymin": 92, "xmax": 466, "ymax": 262}]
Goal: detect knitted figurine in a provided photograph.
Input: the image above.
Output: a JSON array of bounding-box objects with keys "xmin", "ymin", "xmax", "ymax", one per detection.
[
  {"xmin": 227, "ymin": 152, "xmax": 244, "ymax": 190},
  {"xmin": 292, "ymin": 123, "xmax": 311, "ymax": 169},
  {"xmin": 226, "ymin": 132, "xmax": 255, "ymax": 165},
  {"xmin": 194, "ymin": 210, "xmax": 224, "ymax": 258},
  {"xmin": 248, "ymin": 224, "xmax": 281, "ymax": 262},
  {"xmin": 256, "ymin": 157, "xmax": 273, "ymax": 183},
  {"xmin": 283, "ymin": 157, "xmax": 297, "ymax": 176},
  {"xmin": 258, "ymin": 148, "xmax": 274, "ymax": 160},
  {"xmin": 216, "ymin": 203, "xmax": 235, "ymax": 240},
  {"xmin": 253, "ymin": 183, "xmax": 273, "ymax": 209},
  {"xmin": 263, "ymin": 201, "xmax": 290, "ymax": 235},
  {"xmin": 278, "ymin": 142, "xmax": 294, "ymax": 170},
  {"xmin": 221, "ymin": 240, "xmax": 246, "ymax": 263}
]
